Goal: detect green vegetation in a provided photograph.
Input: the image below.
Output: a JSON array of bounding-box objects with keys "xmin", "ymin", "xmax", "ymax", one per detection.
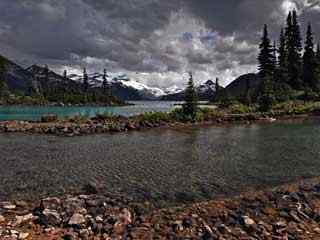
[
  {"xmin": 273, "ymin": 101, "xmax": 320, "ymax": 115},
  {"xmin": 182, "ymin": 72, "xmax": 198, "ymax": 120},
  {"xmin": 215, "ymin": 10, "xmax": 320, "ymax": 113},
  {"xmin": 0, "ymin": 60, "xmax": 125, "ymax": 106},
  {"xmin": 257, "ymin": 10, "xmax": 320, "ymax": 109}
]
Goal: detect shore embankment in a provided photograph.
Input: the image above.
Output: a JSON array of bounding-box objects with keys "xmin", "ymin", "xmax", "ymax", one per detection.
[{"xmin": 0, "ymin": 108, "xmax": 318, "ymax": 137}]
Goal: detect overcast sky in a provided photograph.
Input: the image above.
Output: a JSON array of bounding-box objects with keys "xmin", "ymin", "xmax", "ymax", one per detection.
[{"xmin": 0, "ymin": 0, "xmax": 320, "ymax": 89}]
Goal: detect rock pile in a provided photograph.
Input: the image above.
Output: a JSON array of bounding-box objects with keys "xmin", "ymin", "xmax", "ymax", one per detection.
[{"xmin": 1, "ymin": 179, "xmax": 320, "ymax": 239}]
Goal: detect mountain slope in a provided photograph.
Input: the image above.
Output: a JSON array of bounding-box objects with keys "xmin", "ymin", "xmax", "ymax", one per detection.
[
  {"xmin": 222, "ymin": 73, "xmax": 260, "ymax": 100},
  {"xmin": 27, "ymin": 65, "xmax": 83, "ymax": 92},
  {"xmin": 0, "ymin": 55, "xmax": 38, "ymax": 95}
]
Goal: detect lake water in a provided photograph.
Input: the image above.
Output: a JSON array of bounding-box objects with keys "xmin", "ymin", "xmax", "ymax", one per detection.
[
  {"xmin": 0, "ymin": 101, "xmax": 183, "ymax": 121},
  {"xmin": 1, "ymin": 118, "xmax": 320, "ymax": 206}
]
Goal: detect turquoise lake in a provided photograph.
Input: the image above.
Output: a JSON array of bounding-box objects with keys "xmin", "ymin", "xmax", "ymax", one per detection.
[{"xmin": 0, "ymin": 101, "xmax": 182, "ymax": 121}]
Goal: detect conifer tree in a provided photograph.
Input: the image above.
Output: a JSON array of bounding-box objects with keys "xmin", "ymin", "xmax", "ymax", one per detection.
[
  {"xmin": 183, "ymin": 72, "xmax": 198, "ymax": 119},
  {"xmin": 0, "ymin": 59, "xmax": 6, "ymax": 98},
  {"xmin": 278, "ymin": 28, "xmax": 288, "ymax": 82},
  {"xmin": 315, "ymin": 43, "xmax": 320, "ymax": 84},
  {"xmin": 102, "ymin": 69, "xmax": 108, "ymax": 93},
  {"xmin": 302, "ymin": 23, "xmax": 317, "ymax": 90},
  {"xmin": 258, "ymin": 24, "xmax": 275, "ymax": 79},
  {"xmin": 258, "ymin": 25, "xmax": 275, "ymax": 111},
  {"xmin": 272, "ymin": 40, "xmax": 277, "ymax": 68},
  {"xmin": 287, "ymin": 10, "xmax": 303, "ymax": 89},
  {"xmin": 83, "ymin": 68, "xmax": 89, "ymax": 92},
  {"xmin": 63, "ymin": 70, "xmax": 67, "ymax": 81},
  {"xmin": 215, "ymin": 78, "xmax": 220, "ymax": 96},
  {"xmin": 316, "ymin": 43, "xmax": 320, "ymax": 62}
]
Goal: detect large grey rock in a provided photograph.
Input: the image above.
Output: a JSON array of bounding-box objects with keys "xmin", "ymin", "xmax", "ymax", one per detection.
[
  {"xmin": 68, "ymin": 213, "xmax": 86, "ymax": 226},
  {"xmin": 42, "ymin": 209, "xmax": 62, "ymax": 226},
  {"xmin": 41, "ymin": 197, "xmax": 61, "ymax": 210}
]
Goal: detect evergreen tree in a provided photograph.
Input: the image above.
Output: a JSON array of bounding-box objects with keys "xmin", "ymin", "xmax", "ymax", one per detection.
[
  {"xmin": 278, "ymin": 28, "xmax": 288, "ymax": 82},
  {"xmin": 0, "ymin": 59, "xmax": 6, "ymax": 98},
  {"xmin": 302, "ymin": 23, "xmax": 317, "ymax": 90},
  {"xmin": 183, "ymin": 72, "xmax": 198, "ymax": 119},
  {"xmin": 272, "ymin": 40, "xmax": 277, "ymax": 68},
  {"xmin": 215, "ymin": 78, "xmax": 220, "ymax": 96},
  {"xmin": 63, "ymin": 70, "xmax": 67, "ymax": 81},
  {"xmin": 315, "ymin": 44, "xmax": 320, "ymax": 86},
  {"xmin": 287, "ymin": 10, "xmax": 303, "ymax": 89},
  {"xmin": 285, "ymin": 11, "xmax": 293, "ymax": 57},
  {"xmin": 316, "ymin": 43, "xmax": 320, "ymax": 62},
  {"xmin": 258, "ymin": 25, "xmax": 275, "ymax": 79},
  {"xmin": 83, "ymin": 68, "xmax": 89, "ymax": 92},
  {"xmin": 102, "ymin": 69, "xmax": 108, "ymax": 93},
  {"xmin": 257, "ymin": 24, "xmax": 276, "ymax": 111}
]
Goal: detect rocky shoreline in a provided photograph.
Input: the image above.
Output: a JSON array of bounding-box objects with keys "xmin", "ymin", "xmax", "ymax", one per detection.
[
  {"xmin": 0, "ymin": 111, "xmax": 317, "ymax": 137},
  {"xmin": 1, "ymin": 178, "xmax": 320, "ymax": 239}
]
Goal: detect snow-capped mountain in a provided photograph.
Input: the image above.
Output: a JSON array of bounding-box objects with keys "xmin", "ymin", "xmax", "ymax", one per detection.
[
  {"xmin": 164, "ymin": 85, "xmax": 184, "ymax": 95},
  {"xmin": 68, "ymin": 72, "xmax": 166, "ymax": 100},
  {"xmin": 161, "ymin": 80, "xmax": 218, "ymax": 101}
]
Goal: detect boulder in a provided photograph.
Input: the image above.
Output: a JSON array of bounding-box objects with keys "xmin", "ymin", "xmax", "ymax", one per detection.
[
  {"xmin": 41, "ymin": 197, "xmax": 61, "ymax": 210},
  {"xmin": 41, "ymin": 209, "xmax": 62, "ymax": 226},
  {"xmin": 68, "ymin": 213, "xmax": 86, "ymax": 226},
  {"xmin": 41, "ymin": 114, "xmax": 58, "ymax": 123}
]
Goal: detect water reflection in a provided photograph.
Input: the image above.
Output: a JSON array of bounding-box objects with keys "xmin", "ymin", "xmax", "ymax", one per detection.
[{"xmin": 1, "ymin": 119, "xmax": 320, "ymax": 206}]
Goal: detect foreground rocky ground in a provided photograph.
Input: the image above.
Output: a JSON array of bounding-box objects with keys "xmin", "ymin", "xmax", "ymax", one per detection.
[{"xmin": 2, "ymin": 178, "xmax": 320, "ymax": 239}]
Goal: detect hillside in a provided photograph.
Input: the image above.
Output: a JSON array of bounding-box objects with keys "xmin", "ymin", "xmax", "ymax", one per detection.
[
  {"xmin": 219, "ymin": 73, "xmax": 261, "ymax": 101},
  {"xmin": 0, "ymin": 55, "xmax": 38, "ymax": 95}
]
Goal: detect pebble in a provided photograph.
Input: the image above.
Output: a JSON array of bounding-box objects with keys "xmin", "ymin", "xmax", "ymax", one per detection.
[
  {"xmin": 18, "ymin": 232, "xmax": 29, "ymax": 239},
  {"xmin": 0, "ymin": 215, "xmax": 5, "ymax": 223}
]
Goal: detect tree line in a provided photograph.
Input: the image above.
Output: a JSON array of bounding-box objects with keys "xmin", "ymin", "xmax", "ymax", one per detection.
[
  {"xmin": 36, "ymin": 66, "xmax": 119, "ymax": 105},
  {"xmin": 258, "ymin": 10, "xmax": 320, "ymax": 110}
]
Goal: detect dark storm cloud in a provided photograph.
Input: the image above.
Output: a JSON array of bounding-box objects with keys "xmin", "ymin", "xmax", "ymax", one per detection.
[{"xmin": 0, "ymin": 0, "xmax": 319, "ymax": 87}]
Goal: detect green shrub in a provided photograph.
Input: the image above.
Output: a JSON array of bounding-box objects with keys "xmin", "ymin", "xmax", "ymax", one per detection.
[
  {"xmin": 229, "ymin": 103, "xmax": 252, "ymax": 114},
  {"xmin": 137, "ymin": 111, "xmax": 172, "ymax": 123}
]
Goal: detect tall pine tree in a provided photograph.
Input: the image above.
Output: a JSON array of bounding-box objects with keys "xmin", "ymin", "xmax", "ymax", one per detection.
[
  {"xmin": 63, "ymin": 70, "xmax": 67, "ymax": 81},
  {"xmin": 0, "ymin": 58, "xmax": 6, "ymax": 98},
  {"xmin": 258, "ymin": 24, "xmax": 275, "ymax": 79},
  {"xmin": 102, "ymin": 69, "xmax": 108, "ymax": 93},
  {"xmin": 183, "ymin": 72, "xmax": 198, "ymax": 119},
  {"xmin": 287, "ymin": 10, "xmax": 303, "ymax": 89},
  {"xmin": 315, "ymin": 43, "xmax": 320, "ymax": 85},
  {"xmin": 302, "ymin": 23, "xmax": 317, "ymax": 90},
  {"xmin": 278, "ymin": 28, "xmax": 288, "ymax": 77},
  {"xmin": 258, "ymin": 24, "xmax": 275, "ymax": 111},
  {"xmin": 83, "ymin": 68, "xmax": 89, "ymax": 92}
]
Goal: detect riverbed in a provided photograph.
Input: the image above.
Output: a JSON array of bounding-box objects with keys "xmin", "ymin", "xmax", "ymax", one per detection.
[{"xmin": 1, "ymin": 117, "xmax": 320, "ymax": 207}]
